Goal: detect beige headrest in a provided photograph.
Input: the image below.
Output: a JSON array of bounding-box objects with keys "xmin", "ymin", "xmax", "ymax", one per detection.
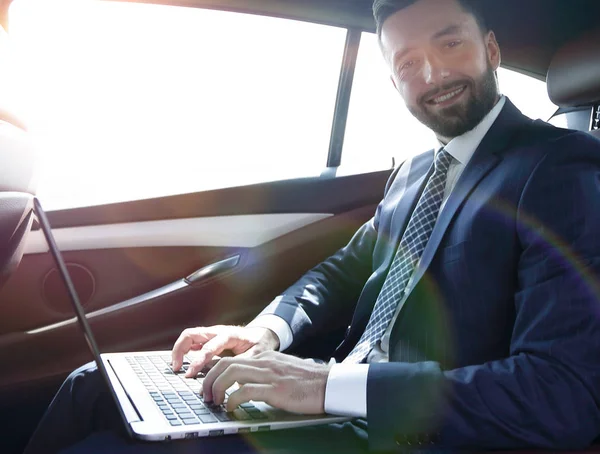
[{"xmin": 547, "ymin": 28, "xmax": 600, "ymax": 107}]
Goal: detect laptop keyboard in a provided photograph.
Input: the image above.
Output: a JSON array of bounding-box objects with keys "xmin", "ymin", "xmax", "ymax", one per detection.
[{"xmin": 127, "ymin": 355, "xmax": 268, "ymax": 426}]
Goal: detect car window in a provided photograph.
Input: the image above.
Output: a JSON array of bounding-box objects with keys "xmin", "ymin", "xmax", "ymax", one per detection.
[
  {"xmin": 341, "ymin": 32, "xmax": 558, "ymax": 173},
  {"xmin": 0, "ymin": 25, "xmax": 6, "ymax": 64},
  {"xmin": 0, "ymin": 25, "xmax": 14, "ymax": 112},
  {"xmin": 8, "ymin": 0, "xmax": 347, "ymax": 210},
  {"xmin": 497, "ymin": 67, "xmax": 557, "ymax": 121}
]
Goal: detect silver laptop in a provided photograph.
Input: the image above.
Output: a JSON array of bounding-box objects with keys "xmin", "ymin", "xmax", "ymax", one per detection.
[{"xmin": 34, "ymin": 197, "xmax": 351, "ymax": 442}]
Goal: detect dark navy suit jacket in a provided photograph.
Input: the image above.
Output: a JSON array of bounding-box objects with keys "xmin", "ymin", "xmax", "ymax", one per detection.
[{"xmin": 257, "ymin": 99, "xmax": 600, "ymax": 451}]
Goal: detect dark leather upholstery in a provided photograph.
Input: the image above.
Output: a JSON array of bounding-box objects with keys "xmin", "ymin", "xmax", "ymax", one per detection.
[
  {"xmin": 0, "ymin": 118, "xmax": 36, "ymax": 291},
  {"xmin": 547, "ymin": 28, "xmax": 600, "ymax": 107},
  {"xmin": 0, "ymin": 193, "xmax": 34, "ymax": 289},
  {"xmin": 546, "ymin": 28, "xmax": 600, "ymax": 142}
]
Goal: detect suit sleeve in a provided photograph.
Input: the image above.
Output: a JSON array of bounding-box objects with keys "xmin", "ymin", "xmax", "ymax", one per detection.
[
  {"xmin": 254, "ymin": 166, "xmax": 402, "ymax": 352},
  {"xmin": 366, "ymin": 133, "xmax": 600, "ymax": 451}
]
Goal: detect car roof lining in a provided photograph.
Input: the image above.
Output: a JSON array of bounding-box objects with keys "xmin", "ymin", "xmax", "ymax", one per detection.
[{"xmin": 1, "ymin": 0, "xmax": 600, "ymax": 81}]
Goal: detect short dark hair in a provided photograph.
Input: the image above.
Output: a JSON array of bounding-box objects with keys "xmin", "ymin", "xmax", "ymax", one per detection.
[{"xmin": 373, "ymin": 0, "xmax": 488, "ymax": 37}]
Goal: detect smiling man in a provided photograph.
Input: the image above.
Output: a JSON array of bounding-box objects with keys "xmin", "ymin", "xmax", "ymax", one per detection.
[
  {"xmin": 25, "ymin": 0, "xmax": 600, "ymax": 453},
  {"xmin": 381, "ymin": 0, "xmax": 500, "ymax": 144}
]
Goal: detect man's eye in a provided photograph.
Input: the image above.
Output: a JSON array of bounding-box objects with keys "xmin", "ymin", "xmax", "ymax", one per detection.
[
  {"xmin": 401, "ymin": 60, "xmax": 415, "ymax": 70},
  {"xmin": 446, "ymin": 40, "xmax": 461, "ymax": 48}
]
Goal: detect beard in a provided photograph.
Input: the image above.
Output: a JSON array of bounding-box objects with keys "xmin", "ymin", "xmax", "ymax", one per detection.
[{"xmin": 407, "ymin": 63, "xmax": 499, "ymax": 139}]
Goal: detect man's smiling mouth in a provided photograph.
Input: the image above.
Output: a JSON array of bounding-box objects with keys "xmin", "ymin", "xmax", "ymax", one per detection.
[{"xmin": 427, "ymin": 85, "xmax": 467, "ymax": 105}]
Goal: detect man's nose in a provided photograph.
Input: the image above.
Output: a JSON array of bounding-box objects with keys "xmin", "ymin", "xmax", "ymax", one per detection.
[{"xmin": 423, "ymin": 54, "xmax": 450, "ymax": 85}]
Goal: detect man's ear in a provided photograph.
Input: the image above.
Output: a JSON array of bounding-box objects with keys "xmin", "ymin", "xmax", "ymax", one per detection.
[{"xmin": 486, "ymin": 30, "xmax": 501, "ymax": 71}]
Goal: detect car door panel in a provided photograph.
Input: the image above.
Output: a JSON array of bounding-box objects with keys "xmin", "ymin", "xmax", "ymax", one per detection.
[{"xmin": 0, "ymin": 171, "xmax": 389, "ymax": 395}]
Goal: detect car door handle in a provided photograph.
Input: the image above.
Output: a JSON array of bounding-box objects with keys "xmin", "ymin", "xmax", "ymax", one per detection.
[
  {"xmin": 27, "ymin": 254, "xmax": 242, "ymax": 335},
  {"xmin": 184, "ymin": 255, "xmax": 240, "ymax": 286}
]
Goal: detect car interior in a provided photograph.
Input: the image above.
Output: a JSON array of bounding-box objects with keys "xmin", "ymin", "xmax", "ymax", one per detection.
[{"xmin": 0, "ymin": 0, "xmax": 599, "ymax": 452}]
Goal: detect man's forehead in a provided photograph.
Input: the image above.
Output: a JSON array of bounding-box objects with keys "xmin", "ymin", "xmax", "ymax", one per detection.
[{"xmin": 380, "ymin": 0, "xmax": 475, "ymax": 51}]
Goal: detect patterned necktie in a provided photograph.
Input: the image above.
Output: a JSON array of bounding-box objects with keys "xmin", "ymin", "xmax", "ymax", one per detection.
[{"xmin": 343, "ymin": 149, "xmax": 453, "ymax": 364}]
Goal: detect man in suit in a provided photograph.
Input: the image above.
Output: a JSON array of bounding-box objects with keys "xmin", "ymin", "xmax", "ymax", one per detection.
[{"xmin": 25, "ymin": 0, "xmax": 600, "ymax": 452}]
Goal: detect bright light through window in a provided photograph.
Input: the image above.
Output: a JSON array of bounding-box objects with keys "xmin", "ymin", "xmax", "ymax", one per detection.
[
  {"xmin": 0, "ymin": 25, "xmax": 15, "ymax": 113},
  {"xmin": 5, "ymin": 4, "xmax": 559, "ymax": 211},
  {"xmin": 497, "ymin": 68, "xmax": 557, "ymax": 121},
  {"xmin": 342, "ymin": 33, "xmax": 435, "ymax": 173},
  {"xmin": 7, "ymin": 0, "xmax": 347, "ymax": 210}
]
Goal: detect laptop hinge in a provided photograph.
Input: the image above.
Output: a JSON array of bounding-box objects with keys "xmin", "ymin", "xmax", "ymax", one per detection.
[{"xmin": 105, "ymin": 358, "xmax": 142, "ymax": 423}]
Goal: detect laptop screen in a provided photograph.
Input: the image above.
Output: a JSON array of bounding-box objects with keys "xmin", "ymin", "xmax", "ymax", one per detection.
[{"xmin": 33, "ymin": 197, "xmax": 133, "ymax": 438}]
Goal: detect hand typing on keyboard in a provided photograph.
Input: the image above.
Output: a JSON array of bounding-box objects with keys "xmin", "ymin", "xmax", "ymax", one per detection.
[
  {"xmin": 168, "ymin": 324, "xmax": 331, "ymax": 417},
  {"xmin": 170, "ymin": 325, "xmax": 280, "ymax": 378},
  {"xmin": 201, "ymin": 351, "xmax": 332, "ymax": 415},
  {"xmin": 127, "ymin": 355, "xmax": 269, "ymax": 426}
]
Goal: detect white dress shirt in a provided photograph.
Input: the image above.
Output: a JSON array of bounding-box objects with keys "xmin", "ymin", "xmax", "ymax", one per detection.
[{"xmin": 248, "ymin": 96, "xmax": 507, "ymax": 418}]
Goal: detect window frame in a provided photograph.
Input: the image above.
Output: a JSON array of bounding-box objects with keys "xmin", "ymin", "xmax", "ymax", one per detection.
[{"xmin": 326, "ymin": 28, "xmax": 362, "ymax": 168}]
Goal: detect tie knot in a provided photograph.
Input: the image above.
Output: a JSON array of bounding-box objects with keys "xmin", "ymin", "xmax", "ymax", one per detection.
[{"xmin": 434, "ymin": 148, "xmax": 453, "ymax": 173}]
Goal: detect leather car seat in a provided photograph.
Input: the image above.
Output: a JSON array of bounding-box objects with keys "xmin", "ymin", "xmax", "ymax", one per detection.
[
  {"xmin": 0, "ymin": 110, "xmax": 36, "ymax": 291},
  {"xmin": 547, "ymin": 27, "xmax": 600, "ymax": 139}
]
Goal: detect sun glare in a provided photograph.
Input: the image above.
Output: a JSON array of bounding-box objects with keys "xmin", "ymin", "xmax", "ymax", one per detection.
[
  {"xmin": 7, "ymin": 0, "xmax": 346, "ymax": 210},
  {"xmin": 5, "ymin": 0, "xmax": 557, "ymax": 211}
]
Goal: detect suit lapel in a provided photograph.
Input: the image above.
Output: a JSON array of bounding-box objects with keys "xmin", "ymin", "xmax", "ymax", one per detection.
[
  {"xmin": 408, "ymin": 153, "xmax": 501, "ymax": 290},
  {"xmin": 336, "ymin": 150, "xmax": 434, "ymax": 356},
  {"xmin": 386, "ymin": 150, "xmax": 435, "ymax": 263},
  {"xmin": 340, "ymin": 100, "xmax": 532, "ymax": 359},
  {"xmin": 404, "ymin": 99, "xmax": 530, "ymax": 297}
]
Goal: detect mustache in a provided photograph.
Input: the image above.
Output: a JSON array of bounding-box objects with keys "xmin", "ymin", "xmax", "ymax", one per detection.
[{"xmin": 419, "ymin": 80, "xmax": 473, "ymax": 104}]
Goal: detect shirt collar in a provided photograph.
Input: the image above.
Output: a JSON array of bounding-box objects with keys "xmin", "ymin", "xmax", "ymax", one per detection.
[{"xmin": 435, "ymin": 95, "xmax": 506, "ymax": 165}]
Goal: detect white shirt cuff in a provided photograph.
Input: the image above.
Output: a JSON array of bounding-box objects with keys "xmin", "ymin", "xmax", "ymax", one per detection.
[
  {"xmin": 324, "ymin": 363, "xmax": 369, "ymax": 418},
  {"xmin": 246, "ymin": 314, "xmax": 293, "ymax": 352}
]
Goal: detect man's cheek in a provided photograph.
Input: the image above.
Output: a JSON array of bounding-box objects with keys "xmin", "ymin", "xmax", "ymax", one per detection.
[
  {"xmin": 402, "ymin": 92, "xmax": 420, "ymax": 111},
  {"xmin": 395, "ymin": 80, "xmax": 413, "ymax": 100}
]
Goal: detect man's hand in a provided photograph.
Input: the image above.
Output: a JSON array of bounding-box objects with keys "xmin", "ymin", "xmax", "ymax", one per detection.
[
  {"xmin": 171, "ymin": 325, "xmax": 280, "ymax": 378},
  {"xmin": 202, "ymin": 351, "xmax": 331, "ymax": 415}
]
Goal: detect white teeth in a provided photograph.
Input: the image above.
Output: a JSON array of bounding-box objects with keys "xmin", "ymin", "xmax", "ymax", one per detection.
[{"xmin": 433, "ymin": 87, "xmax": 464, "ymax": 104}]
